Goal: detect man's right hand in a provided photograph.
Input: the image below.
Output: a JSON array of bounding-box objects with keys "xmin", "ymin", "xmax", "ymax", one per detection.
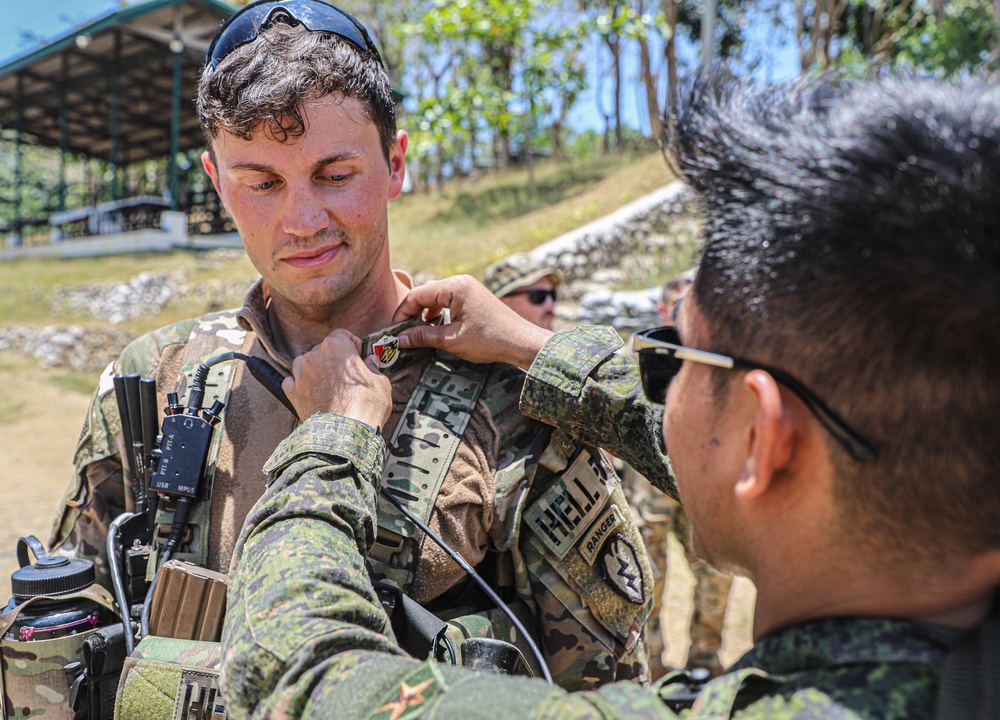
[
  {"xmin": 392, "ymin": 275, "xmax": 554, "ymax": 370},
  {"xmin": 282, "ymin": 329, "xmax": 393, "ymax": 431}
]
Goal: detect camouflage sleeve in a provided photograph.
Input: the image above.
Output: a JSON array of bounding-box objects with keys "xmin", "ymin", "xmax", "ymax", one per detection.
[
  {"xmin": 222, "ymin": 412, "xmax": 679, "ymax": 720},
  {"xmin": 521, "ymin": 326, "xmax": 676, "ymax": 498}
]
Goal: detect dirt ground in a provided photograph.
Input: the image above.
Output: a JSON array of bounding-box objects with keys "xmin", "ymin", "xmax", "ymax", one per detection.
[
  {"xmin": 0, "ymin": 354, "xmax": 92, "ymax": 597},
  {"xmin": 0, "ymin": 351, "xmax": 755, "ymax": 668}
]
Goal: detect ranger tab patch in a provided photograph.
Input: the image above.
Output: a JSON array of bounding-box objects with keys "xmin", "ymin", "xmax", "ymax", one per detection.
[
  {"xmin": 599, "ymin": 533, "xmax": 645, "ymax": 605},
  {"xmin": 579, "ymin": 505, "xmax": 623, "ymax": 565}
]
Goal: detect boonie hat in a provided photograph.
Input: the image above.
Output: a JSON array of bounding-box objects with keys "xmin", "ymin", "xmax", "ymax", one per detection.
[{"xmin": 484, "ymin": 253, "xmax": 563, "ymax": 298}]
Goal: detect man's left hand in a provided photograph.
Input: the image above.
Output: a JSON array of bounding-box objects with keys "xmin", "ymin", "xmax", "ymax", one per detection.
[{"xmin": 282, "ymin": 329, "xmax": 392, "ymax": 431}]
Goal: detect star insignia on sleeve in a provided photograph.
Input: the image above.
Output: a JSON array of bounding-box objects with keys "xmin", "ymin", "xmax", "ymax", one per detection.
[{"xmin": 375, "ymin": 678, "xmax": 436, "ymax": 720}]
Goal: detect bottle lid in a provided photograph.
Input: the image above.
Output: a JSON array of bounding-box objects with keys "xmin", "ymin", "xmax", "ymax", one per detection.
[{"xmin": 9, "ymin": 536, "xmax": 95, "ymax": 601}]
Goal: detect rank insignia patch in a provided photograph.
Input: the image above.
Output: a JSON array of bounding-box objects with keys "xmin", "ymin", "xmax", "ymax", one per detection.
[
  {"xmin": 373, "ymin": 334, "xmax": 400, "ymax": 369},
  {"xmin": 599, "ymin": 532, "xmax": 645, "ymax": 605}
]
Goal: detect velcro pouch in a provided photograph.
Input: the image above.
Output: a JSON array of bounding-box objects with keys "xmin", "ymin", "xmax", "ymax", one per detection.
[{"xmin": 114, "ymin": 637, "xmax": 226, "ymax": 720}]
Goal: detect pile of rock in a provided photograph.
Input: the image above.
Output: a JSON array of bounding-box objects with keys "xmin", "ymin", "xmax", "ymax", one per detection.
[
  {"xmin": 52, "ymin": 272, "xmax": 179, "ymax": 324},
  {"xmin": 534, "ymin": 180, "xmax": 700, "ymax": 333},
  {"xmin": 0, "ymin": 325, "xmax": 132, "ymax": 371},
  {"xmin": 49, "ymin": 271, "xmax": 251, "ymax": 325},
  {"xmin": 531, "ymin": 181, "xmax": 699, "ymax": 289}
]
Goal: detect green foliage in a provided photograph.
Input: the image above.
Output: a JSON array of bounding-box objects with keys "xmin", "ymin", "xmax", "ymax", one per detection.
[
  {"xmin": 811, "ymin": 0, "xmax": 999, "ymax": 77},
  {"xmin": 889, "ymin": 0, "xmax": 999, "ymax": 76},
  {"xmin": 398, "ymin": 0, "xmax": 588, "ymax": 183}
]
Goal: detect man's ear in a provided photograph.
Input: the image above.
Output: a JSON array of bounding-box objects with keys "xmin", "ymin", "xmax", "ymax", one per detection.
[
  {"xmin": 387, "ymin": 130, "xmax": 408, "ymax": 200},
  {"xmin": 202, "ymin": 150, "xmax": 222, "ymax": 195},
  {"xmin": 736, "ymin": 369, "xmax": 792, "ymax": 501}
]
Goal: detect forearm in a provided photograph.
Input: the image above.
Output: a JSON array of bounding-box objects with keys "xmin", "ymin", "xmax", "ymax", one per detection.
[
  {"xmin": 222, "ymin": 414, "xmax": 677, "ymax": 719},
  {"xmin": 521, "ymin": 326, "xmax": 676, "ymax": 497},
  {"xmin": 222, "ymin": 413, "xmax": 406, "ymax": 719}
]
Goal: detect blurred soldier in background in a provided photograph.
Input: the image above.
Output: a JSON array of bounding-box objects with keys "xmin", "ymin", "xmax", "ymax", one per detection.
[{"xmin": 485, "ymin": 253, "xmax": 562, "ymax": 330}]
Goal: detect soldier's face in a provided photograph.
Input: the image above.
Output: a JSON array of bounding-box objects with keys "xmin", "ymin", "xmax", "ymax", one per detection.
[
  {"xmin": 500, "ymin": 278, "xmax": 558, "ymax": 330},
  {"xmin": 202, "ymin": 94, "xmax": 407, "ymax": 312},
  {"xmin": 662, "ymin": 294, "xmax": 746, "ymax": 572}
]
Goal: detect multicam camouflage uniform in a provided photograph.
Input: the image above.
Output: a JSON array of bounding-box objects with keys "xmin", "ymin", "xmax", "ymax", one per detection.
[
  {"xmin": 48, "ymin": 280, "xmax": 652, "ymax": 691},
  {"xmin": 222, "ymin": 325, "xmax": 960, "ymax": 720}
]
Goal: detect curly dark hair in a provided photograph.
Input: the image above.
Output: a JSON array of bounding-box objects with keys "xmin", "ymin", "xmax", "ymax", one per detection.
[{"xmin": 197, "ymin": 19, "xmax": 396, "ymax": 164}]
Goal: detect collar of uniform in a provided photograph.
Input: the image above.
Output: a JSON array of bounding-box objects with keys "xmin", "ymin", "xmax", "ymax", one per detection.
[
  {"xmin": 235, "ymin": 273, "xmax": 426, "ymax": 374},
  {"xmin": 236, "ymin": 279, "xmax": 293, "ymax": 370},
  {"xmin": 729, "ymin": 616, "xmax": 962, "ymax": 677}
]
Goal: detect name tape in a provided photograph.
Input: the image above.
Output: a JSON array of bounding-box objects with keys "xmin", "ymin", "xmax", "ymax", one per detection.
[{"xmin": 525, "ymin": 451, "xmax": 614, "ymax": 559}]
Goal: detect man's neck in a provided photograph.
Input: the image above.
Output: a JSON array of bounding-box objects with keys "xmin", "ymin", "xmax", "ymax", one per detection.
[
  {"xmin": 750, "ymin": 543, "xmax": 1000, "ymax": 641},
  {"xmin": 266, "ymin": 271, "xmax": 410, "ymax": 358}
]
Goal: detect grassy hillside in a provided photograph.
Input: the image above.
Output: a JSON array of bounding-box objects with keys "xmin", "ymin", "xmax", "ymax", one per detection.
[{"xmin": 0, "ymin": 150, "xmax": 673, "ymax": 337}]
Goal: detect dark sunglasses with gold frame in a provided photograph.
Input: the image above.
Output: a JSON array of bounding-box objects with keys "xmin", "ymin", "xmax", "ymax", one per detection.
[{"xmin": 632, "ymin": 326, "xmax": 877, "ymax": 463}]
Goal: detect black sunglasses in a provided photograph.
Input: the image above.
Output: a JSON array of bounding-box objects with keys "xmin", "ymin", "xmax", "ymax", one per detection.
[
  {"xmin": 632, "ymin": 326, "xmax": 877, "ymax": 463},
  {"xmin": 505, "ymin": 288, "xmax": 557, "ymax": 305},
  {"xmin": 206, "ymin": 0, "xmax": 384, "ymax": 69}
]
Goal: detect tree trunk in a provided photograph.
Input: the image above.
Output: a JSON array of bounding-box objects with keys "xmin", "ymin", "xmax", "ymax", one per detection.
[
  {"xmin": 666, "ymin": 0, "xmax": 678, "ymax": 112},
  {"xmin": 552, "ymin": 118, "xmax": 565, "ymax": 161},
  {"xmin": 637, "ymin": 33, "xmax": 662, "ymax": 138},
  {"xmin": 524, "ymin": 105, "xmax": 535, "ymax": 195}
]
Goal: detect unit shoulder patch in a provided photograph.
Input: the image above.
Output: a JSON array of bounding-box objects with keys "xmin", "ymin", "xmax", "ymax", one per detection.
[{"xmin": 599, "ymin": 532, "xmax": 645, "ymax": 605}]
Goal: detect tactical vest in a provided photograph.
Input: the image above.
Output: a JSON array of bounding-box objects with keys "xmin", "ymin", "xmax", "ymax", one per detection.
[
  {"xmin": 152, "ymin": 309, "xmax": 248, "ymax": 569},
  {"xmin": 118, "ymin": 311, "xmax": 651, "ymax": 709}
]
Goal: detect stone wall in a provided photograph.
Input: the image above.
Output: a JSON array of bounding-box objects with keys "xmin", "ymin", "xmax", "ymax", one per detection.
[{"xmin": 529, "ymin": 180, "xmax": 700, "ymax": 333}]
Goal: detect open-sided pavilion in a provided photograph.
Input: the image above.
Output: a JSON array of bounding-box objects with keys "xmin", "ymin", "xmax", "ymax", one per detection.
[{"xmin": 0, "ymin": 0, "xmax": 240, "ymax": 259}]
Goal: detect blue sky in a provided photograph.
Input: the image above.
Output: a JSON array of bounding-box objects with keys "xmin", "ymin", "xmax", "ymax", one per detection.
[
  {"xmin": 1, "ymin": 0, "xmax": 123, "ymax": 66},
  {"xmin": 1, "ymin": 0, "xmax": 800, "ymax": 135}
]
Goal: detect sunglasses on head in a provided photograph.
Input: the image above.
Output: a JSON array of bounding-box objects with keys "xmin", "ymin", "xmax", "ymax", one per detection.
[
  {"xmin": 206, "ymin": 0, "xmax": 384, "ymax": 69},
  {"xmin": 505, "ymin": 288, "xmax": 557, "ymax": 305},
  {"xmin": 632, "ymin": 326, "xmax": 877, "ymax": 463}
]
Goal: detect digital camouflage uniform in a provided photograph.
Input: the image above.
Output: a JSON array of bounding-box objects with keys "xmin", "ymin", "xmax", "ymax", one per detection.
[
  {"xmin": 222, "ymin": 325, "xmax": 960, "ymax": 720},
  {"xmin": 48, "ymin": 281, "xmax": 651, "ymax": 691}
]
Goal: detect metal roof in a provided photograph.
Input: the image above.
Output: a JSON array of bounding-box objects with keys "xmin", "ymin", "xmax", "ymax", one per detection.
[{"xmin": 0, "ymin": 0, "xmax": 237, "ymax": 164}]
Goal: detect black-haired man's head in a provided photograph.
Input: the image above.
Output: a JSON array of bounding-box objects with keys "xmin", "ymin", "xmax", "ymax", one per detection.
[{"xmin": 669, "ymin": 77, "xmax": 1000, "ymax": 575}]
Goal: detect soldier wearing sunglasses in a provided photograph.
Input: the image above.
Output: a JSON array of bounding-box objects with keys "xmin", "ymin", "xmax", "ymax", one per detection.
[
  {"xmin": 223, "ymin": 76, "xmax": 1000, "ymax": 718},
  {"xmin": 485, "ymin": 253, "xmax": 563, "ymax": 330}
]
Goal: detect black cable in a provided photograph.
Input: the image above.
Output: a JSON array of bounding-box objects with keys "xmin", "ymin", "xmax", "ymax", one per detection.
[
  {"xmin": 203, "ymin": 352, "xmax": 297, "ymax": 416},
  {"xmin": 441, "ymin": 634, "xmax": 457, "ymax": 665},
  {"xmin": 107, "ymin": 513, "xmax": 137, "ymax": 656},
  {"xmin": 380, "ymin": 488, "xmax": 553, "ymax": 685}
]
